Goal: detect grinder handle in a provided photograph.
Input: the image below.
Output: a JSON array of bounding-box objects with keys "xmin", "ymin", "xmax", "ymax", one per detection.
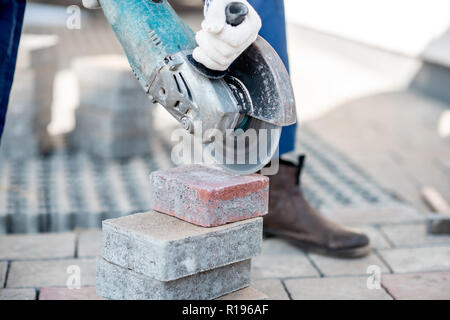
[
  {"xmin": 188, "ymin": 2, "xmax": 249, "ymax": 78},
  {"xmin": 225, "ymin": 2, "xmax": 249, "ymax": 26}
]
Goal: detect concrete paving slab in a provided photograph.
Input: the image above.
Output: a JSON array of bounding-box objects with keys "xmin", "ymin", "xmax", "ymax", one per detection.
[
  {"xmin": 381, "ymin": 223, "xmax": 450, "ymax": 247},
  {"xmin": 7, "ymin": 258, "xmax": 96, "ymax": 288},
  {"xmin": 285, "ymin": 277, "xmax": 392, "ymax": 300},
  {"xmin": 0, "ymin": 289, "xmax": 36, "ymax": 300},
  {"xmin": 150, "ymin": 165, "xmax": 269, "ymax": 227},
  {"xmin": 322, "ymin": 204, "xmax": 424, "ymax": 226},
  {"xmin": 77, "ymin": 229, "xmax": 102, "ymax": 258},
  {"xmin": 96, "ymin": 258, "xmax": 251, "ymax": 300},
  {"xmin": 378, "ymin": 246, "xmax": 450, "ymax": 273},
  {"xmin": 308, "ymin": 252, "xmax": 389, "ymax": 277},
  {"xmin": 252, "ymin": 279, "xmax": 290, "ymax": 300},
  {"xmin": 39, "ymin": 286, "xmax": 104, "ymax": 300},
  {"xmin": 251, "ymin": 239, "xmax": 318, "ymax": 279},
  {"xmin": 103, "ymin": 211, "xmax": 262, "ymax": 281},
  {"xmin": 382, "ymin": 272, "xmax": 450, "ymax": 300},
  {"xmin": 0, "ymin": 232, "xmax": 75, "ymax": 261},
  {"xmin": 216, "ymin": 287, "xmax": 268, "ymax": 300}
]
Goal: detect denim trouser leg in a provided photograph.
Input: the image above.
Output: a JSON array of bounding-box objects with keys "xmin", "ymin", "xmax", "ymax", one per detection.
[
  {"xmin": 249, "ymin": 0, "xmax": 297, "ymax": 156},
  {"xmin": 0, "ymin": 0, "xmax": 26, "ymax": 143}
]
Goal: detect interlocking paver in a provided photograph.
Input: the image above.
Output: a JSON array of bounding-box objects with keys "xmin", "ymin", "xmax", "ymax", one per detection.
[
  {"xmin": 97, "ymin": 257, "xmax": 251, "ymax": 300},
  {"xmin": 217, "ymin": 287, "xmax": 268, "ymax": 300},
  {"xmin": 382, "ymin": 272, "xmax": 450, "ymax": 300},
  {"xmin": 77, "ymin": 229, "xmax": 102, "ymax": 258},
  {"xmin": 252, "ymin": 279, "xmax": 290, "ymax": 300},
  {"xmin": 308, "ymin": 252, "xmax": 389, "ymax": 277},
  {"xmin": 150, "ymin": 165, "xmax": 269, "ymax": 227},
  {"xmin": 39, "ymin": 287, "xmax": 104, "ymax": 300},
  {"xmin": 0, "ymin": 288, "xmax": 36, "ymax": 300},
  {"xmin": 285, "ymin": 277, "xmax": 392, "ymax": 300},
  {"xmin": 103, "ymin": 212, "xmax": 262, "ymax": 281},
  {"xmin": 322, "ymin": 204, "xmax": 423, "ymax": 226},
  {"xmin": 378, "ymin": 246, "xmax": 450, "ymax": 273},
  {"xmin": 0, "ymin": 232, "xmax": 75, "ymax": 261},
  {"xmin": 251, "ymin": 239, "xmax": 318, "ymax": 279},
  {"xmin": 381, "ymin": 224, "xmax": 450, "ymax": 247},
  {"xmin": 7, "ymin": 258, "xmax": 96, "ymax": 288}
]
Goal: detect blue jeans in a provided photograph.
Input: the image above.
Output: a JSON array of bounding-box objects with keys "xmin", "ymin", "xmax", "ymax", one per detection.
[
  {"xmin": 0, "ymin": 0, "xmax": 26, "ymax": 143},
  {"xmin": 250, "ymin": 0, "xmax": 297, "ymax": 156}
]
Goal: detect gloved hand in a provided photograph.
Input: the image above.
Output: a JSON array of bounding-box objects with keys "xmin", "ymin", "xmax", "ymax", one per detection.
[
  {"xmin": 82, "ymin": 0, "xmax": 101, "ymax": 9},
  {"xmin": 193, "ymin": 0, "xmax": 262, "ymax": 71}
]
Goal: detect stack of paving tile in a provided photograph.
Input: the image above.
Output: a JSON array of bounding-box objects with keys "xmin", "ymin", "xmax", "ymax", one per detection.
[
  {"xmin": 0, "ymin": 34, "xmax": 58, "ymax": 159},
  {"xmin": 71, "ymin": 55, "xmax": 153, "ymax": 159},
  {"xmin": 97, "ymin": 165, "xmax": 269, "ymax": 300}
]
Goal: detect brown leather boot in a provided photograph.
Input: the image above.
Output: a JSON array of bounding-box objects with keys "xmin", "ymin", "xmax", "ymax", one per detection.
[{"xmin": 264, "ymin": 155, "xmax": 370, "ymax": 258}]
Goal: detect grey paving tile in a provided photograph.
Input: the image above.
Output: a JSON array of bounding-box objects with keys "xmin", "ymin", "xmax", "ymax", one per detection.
[
  {"xmin": 378, "ymin": 246, "xmax": 450, "ymax": 273},
  {"xmin": 7, "ymin": 258, "xmax": 96, "ymax": 288},
  {"xmin": 382, "ymin": 272, "xmax": 450, "ymax": 300},
  {"xmin": 308, "ymin": 252, "xmax": 390, "ymax": 277},
  {"xmin": 322, "ymin": 204, "xmax": 423, "ymax": 226},
  {"xmin": 77, "ymin": 229, "xmax": 102, "ymax": 258},
  {"xmin": 252, "ymin": 239, "xmax": 319, "ymax": 279},
  {"xmin": 39, "ymin": 287, "xmax": 104, "ymax": 300},
  {"xmin": 0, "ymin": 288, "xmax": 36, "ymax": 300},
  {"xmin": 381, "ymin": 224, "xmax": 450, "ymax": 247},
  {"xmin": 216, "ymin": 287, "xmax": 268, "ymax": 300},
  {"xmin": 0, "ymin": 232, "xmax": 76, "ymax": 261},
  {"xmin": 285, "ymin": 277, "xmax": 392, "ymax": 300},
  {"xmin": 252, "ymin": 279, "xmax": 290, "ymax": 300}
]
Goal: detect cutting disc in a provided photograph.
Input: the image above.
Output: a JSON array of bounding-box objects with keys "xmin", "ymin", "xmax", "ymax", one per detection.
[
  {"xmin": 202, "ymin": 117, "xmax": 281, "ymax": 174},
  {"xmin": 188, "ymin": 36, "xmax": 295, "ymax": 174}
]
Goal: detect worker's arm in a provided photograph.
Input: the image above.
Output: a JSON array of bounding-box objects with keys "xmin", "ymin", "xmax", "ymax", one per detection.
[{"xmin": 193, "ymin": 0, "xmax": 261, "ymax": 71}]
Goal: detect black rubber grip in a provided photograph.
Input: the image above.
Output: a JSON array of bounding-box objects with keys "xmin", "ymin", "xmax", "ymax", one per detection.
[{"xmin": 225, "ymin": 2, "xmax": 249, "ymax": 26}]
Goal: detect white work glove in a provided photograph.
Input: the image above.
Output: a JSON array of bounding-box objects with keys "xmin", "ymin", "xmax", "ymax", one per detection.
[
  {"xmin": 193, "ymin": 0, "xmax": 262, "ymax": 71},
  {"xmin": 82, "ymin": 0, "xmax": 101, "ymax": 9}
]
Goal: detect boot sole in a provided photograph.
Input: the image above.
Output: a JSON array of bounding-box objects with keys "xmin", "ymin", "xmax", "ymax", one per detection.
[{"xmin": 263, "ymin": 228, "xmax": 371, "ymax": 259}]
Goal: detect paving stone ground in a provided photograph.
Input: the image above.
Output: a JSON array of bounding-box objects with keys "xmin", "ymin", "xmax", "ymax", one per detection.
[
  {"xmin": 378, "ymin": 246, "xmax": 450, "ymax": 274},
  {"xmin": 7, "ymin": 258, "xmax": 96, "ymax": 288},
  {"xmin": 382, "ymin": 272, "xmax": 450, "ymax": 300},
  {"xmin": 77, "ymin": 229, "xmax": 102, "ymax": 258},
  {"xmin": 0, "ymin": 232, "xmax": 75, "ymax": 260},
  {"xmin": 284, "ymin": 277, "xmax": 393, "ymax": 300},
  {"xmin": 308, "ymin": 252, "xmax": 390, "ymax": 277},
  {"xmin": 0, "ymin": 289, "xmax": 36, "ymax": 300},
  {"xmin": 0, "ymin": 217, "xmax": 448, "ymax": 299}
]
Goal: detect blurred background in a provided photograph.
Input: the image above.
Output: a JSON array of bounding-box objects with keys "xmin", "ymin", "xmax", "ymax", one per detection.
[
  {"xmin": 0, "ymin": 0, "xmax": 449, "ymax": 301},
  {"xmin": 1, "ymin": 0, "xmax": 448, "ymax": 233}
]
